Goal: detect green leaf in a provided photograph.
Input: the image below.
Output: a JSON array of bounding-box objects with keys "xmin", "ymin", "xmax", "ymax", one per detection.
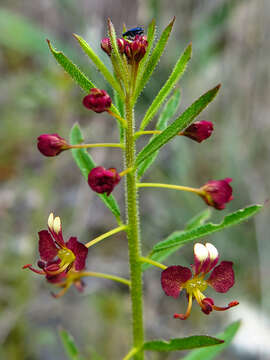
[
  {"xmin": 143, "ymin": 336, "xmax": 223, "ymax": 352},
  {"xmin": 59, "ymin": 329, "xmax": 84, "ymax": 360},
  {"xmin": 69, "ymin": 123, "xmax": 121, "ymax": 222},
  {"xmin": 135, "ymin": 84, "xmax": 221, "ymax": 167},
  {"xmin": 108, "ymin": 18, "xmax": 129, "ymax": 90},
  {"xmin": 138, "ymin": 89, "xmax": 181, "ymax": 178},
  {"xmin": 134, "ymin": 17, "xmax": 175, "ymax": 102},
  {"xmin": 47, "ymin": 40, "xmax": 121, "ymax": 123},
  {"xmin": 135, "ymin": 19, "xmax": 156, "ymax": 89},
  {"xmin": 140, "ymin": 43, "xmax": 192, "ymax": 130},
  {"xmin": 143, "ymin": 204, "xmax": 263, "ymax": 270},
  {"xmin": 47, "ymin": 39, "xmax": 95, "ymax": 92},
  {"xmin": 154, "ymin": 204, "xmax": 263, "ymax": 251},
  {"xmin": 182, "ymin": 321, "xmax": 241, "ymax": 360},
  {"xmin": 185, "ymin": 208, "xmax": 212, "ymax": 230},
  {"xmin": 142, "ymin": 208, "xmax": 211, "ymax": 271},
  {"xmin": 73, "ymin": 34, "xmax": 124, "ymax": 98}
]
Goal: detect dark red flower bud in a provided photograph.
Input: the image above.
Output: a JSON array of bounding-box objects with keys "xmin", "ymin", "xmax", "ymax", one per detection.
[
  {"xmin": 124, "ymin": 35, "xmax": 148, "ymax": 63},
  {"xmin": 101, "ymin": 38, "xmax": 127, "ymax": 56},
  {"xmin": 37, "ymin": 133, "xmax": 69, "ymax": 157},
  {"xmin": 88, "ymin": 166, "xmax": 121, "ymax": 196},
  {"xmin": 82, "ymin": 88, "xmax": 112, "ymax": 113},
  {"xmin": 182, "ymin": 121, "xmax": 214, "ymax": 143},
  {"xmin": 101, "ymin": 37, "xmax": 112, "ymax": 55},
  {"xmin": 200, "ymin": 178, "xmax": 233, "ymax": 210}
]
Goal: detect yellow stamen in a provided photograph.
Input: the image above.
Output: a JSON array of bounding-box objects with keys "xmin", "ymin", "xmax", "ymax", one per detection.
[
  {"xmin": 174, "ymin": 294, "xmax": 193, "ymax": 320},
  {"xmin": 58, "ymin": 248, "xmax": 75, "ymax": 267}
]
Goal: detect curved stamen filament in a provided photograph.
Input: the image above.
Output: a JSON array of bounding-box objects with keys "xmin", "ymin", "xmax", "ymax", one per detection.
[
  {"xmin": 45, "ymin": 262, "xmax": 71, "ymax": 276},
  {"xmin": 51, "ymin": 284, "xmax": 71, "ymax": 298},
  {"xmin": 174, "ymin": 294, "xmax": 193, "ymax": 320},
  {"xmin": 213, "ymin": 301, "xmax": 239, "ymax": 311},
  {"xmin": 22, "ymin": 264, "xmax": 45, "ymax": 275}
]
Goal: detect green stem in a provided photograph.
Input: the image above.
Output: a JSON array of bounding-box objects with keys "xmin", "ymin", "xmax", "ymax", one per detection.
[
  {"xmin": 85, "ymin": 225, "xmax": 128, "ymax": 248},
  {"xmin": 125, "ymin": 95, "xmax": 144, "ymax": 360},
  {"xmin": 137, "ymin": 182, "xmax": 202, "ymax": 195},
  {"xmin": 79, "ymin": 271, "xmax": 130, "ymax": 287},
  {"xmin": 139, "ymin": 256, "xmax": 167, "ymax": 270},
  {"xmin": 122, "ymin": 348, "xmax": 139, "ymax": 360},
  {"xmin": 70, "ymin": 143, "xmax": 124, "ymax": 149}
]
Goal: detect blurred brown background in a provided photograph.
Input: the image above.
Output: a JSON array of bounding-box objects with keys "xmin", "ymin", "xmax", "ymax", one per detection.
[{"xmin": 0, "ymin": 0, "xmax": 270, "ymax": 359}]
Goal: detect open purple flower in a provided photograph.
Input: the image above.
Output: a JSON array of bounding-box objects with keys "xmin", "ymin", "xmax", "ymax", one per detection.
[
  {"xmin": 83, "ymin": 88, "xmax": 112, "ymax": 113},
  {"xmin": 23, "ymin": 213, "xmax": 88, "ymax": 296},
  {"xmin": 161, "ymin": 243, "xmax": 238, "ymax": 320},
  {"xmin": 181, "ymin": 121, "xmax": 213, "ymax": 143},
  {"xmin": 37, "ymin": 133, "xmax": 69, "ymax": 157},
  {"xmin": 88, "ymin": 166, "xmax": 121, "ymax": 196},
  {"xmin": 200, "ymin": 178, "xmax": 233, "ymax": 210}
]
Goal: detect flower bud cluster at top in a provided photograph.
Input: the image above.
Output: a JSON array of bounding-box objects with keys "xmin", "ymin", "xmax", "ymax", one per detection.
[{"xmin": 101, "ymin": 34, "xmax": 148, "ymax": 65}]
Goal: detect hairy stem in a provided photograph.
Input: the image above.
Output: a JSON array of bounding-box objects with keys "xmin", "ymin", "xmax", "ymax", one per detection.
[{"xmin": 125, "ymin": 95, "xmax": 144, "ymax": 360}]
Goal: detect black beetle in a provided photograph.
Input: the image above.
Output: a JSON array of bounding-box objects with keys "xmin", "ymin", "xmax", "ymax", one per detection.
[{"xmin": 123, "ymin": 27, "xmax": 144, "ymax": 39}]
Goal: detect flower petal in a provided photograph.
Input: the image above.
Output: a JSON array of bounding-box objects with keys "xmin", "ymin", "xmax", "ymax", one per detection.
[
  {"xmin": 161, "ymin": 265, "xmax": 192, "ymax": 299},
  {"xmin": 66, "ymin": 237, "xmax": 88, "ymax": 271},
  {"xmin": 207, "ymin": 261, "xmax": 235, "ymax": 293},
  {"xmin": 38, "ymin": 230, "xmax": 58, "ymax": 261}
]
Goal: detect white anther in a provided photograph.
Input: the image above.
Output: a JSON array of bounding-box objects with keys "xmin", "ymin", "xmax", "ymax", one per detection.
[
  {"xmin": 194, "ymin": 243, "xmax": 208, "ymax": 262},
  {"xmin": 48, "ymin": 212, "xmax": 54, "ymax": 229},
  {"xmin": 205, "ymin": 243, "xmax": 219, "ymax": 260},
  {"xmin": 53, "ymin": 216, "xmax": 61, "ymax": 234}
]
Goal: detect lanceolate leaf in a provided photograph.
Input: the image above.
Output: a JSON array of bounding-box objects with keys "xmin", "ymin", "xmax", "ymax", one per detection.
[
  {"xmin": 135, "ymin": 84, "xmax": 221, "ymax": 167},
  {"xmin": 135, "ymin": 19, "xmax": 156, "ymax": 89},
  {"xmin": 73, "ymin": 34, "xmax": 124, "ymax": 98},
  {"xmin": 138, "ymin": 89, "xmax": 181, "ymax": 178},
  {"xmin": 47, "ymin": 39, "xmax": 95, "ymax": 92},
  {"xmin": 69, "ymin": 123, "xmax": 121, "ymax": 222},
  {"xmin": 154, "ymin": 204, "xmax": 263, "ymax": 251},
  {"xmin": 59, "ymin": 329, "xmax": 84, "ymax": 360},
  {"xmin": 185, "ymin": 208, "xmax": 212, "ymax": 230},
  {"xmin": 182, "ymin": 321, "xmax": 241, "ymax": 360},
  {"xmin": 134, "ymin": 17, "xmax": 175, "ymax": 102},
  {"xmin": 143, "ymin": 204, "xmax": 262, "ymax": 270},
  {"xmin": 47, "ymin": 40, "xmax": 121, "ymax": 122},
  {"xmin": 142, "ymin": 208, "xmax": 211, "ymax": 271},
  {"xmin": 108, "ymin": 18, "xmax": 129, "ymax": 90},
  {"xmin": 143, "ymin": 336, "xmax": 223, "ymax": 352},
  {"xmin": 140, "ymin": 43, "xmax": 192, "ymax": 130}
]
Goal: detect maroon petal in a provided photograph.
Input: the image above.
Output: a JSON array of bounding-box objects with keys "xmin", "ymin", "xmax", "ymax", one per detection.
[
  {"xmin": 46, "ymin": 272, "xmax": 67, "ymax": 284},
  {"xmin": 207, "ymin": 261, "xmax": 235, "ymax": 293},
  {"xmin": 38, "ymin": 230, "xmax": 58, "ymax": 261},
  {"xmin": 66, "ymin": 237, "xmax": 88, "ymax": 271},
  {"xmin": 161, "ymin": 266, "xmax": 192, "ymax": 299}
]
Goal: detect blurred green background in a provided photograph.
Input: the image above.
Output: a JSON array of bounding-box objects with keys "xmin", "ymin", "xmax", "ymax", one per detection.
[{"xmin": 0, "ymin": 0, "xmax": 269, "ymax": 359}]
